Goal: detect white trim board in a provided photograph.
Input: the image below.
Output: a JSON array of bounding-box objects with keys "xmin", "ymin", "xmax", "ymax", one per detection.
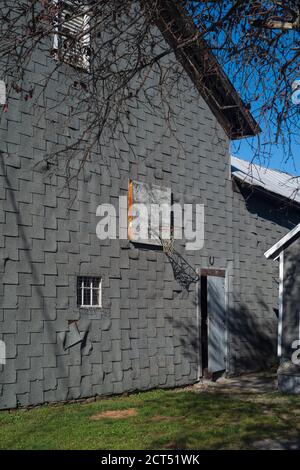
[
  {"xmin": 264, "ymin": 223, "xmax": 300, "ymax": 260},
  {"xmin": 278, "ymin": 251, "xmax": 284, "ymax": 357}
]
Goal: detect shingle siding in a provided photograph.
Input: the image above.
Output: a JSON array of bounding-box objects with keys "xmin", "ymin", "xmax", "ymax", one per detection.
[
  {"xmin": 0, "ymin": 29, "xmax": 236, "ymax": 408},
  {"xmin": 231, "ymin": 183, "xmax": 300, "ymax": 373},
  {"xmin": 0, "ymin": 21, "xmax": 296, "ymax": 409}
]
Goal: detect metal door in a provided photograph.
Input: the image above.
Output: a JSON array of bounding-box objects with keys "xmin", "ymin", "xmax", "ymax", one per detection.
[{"xmin": 207, "ymin": 276, "xmax": 226, "ymax": 373}]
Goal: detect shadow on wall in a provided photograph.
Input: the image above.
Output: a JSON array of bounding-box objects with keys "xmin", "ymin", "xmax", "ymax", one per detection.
[
  {"xmin": 1, "ymin": 152, "xmax": 280, "ymax": 408},
  {"xmin": 228, "ymin": 290, "xmax": 278, "ymax": 373},
  {"xmin": 282, "ymin": 243, "xmax": 300, "ymax": 360},
  {"xmin": 166, "ymin": 278, "xmax": 278, "ymax": 376},
  {"xmin": 0, "ymin": 154, "xmax": 69, "ymax": 407},
  {"xmin": 236, "ymin": 183, "xmax": 300, "ymax": 230}
]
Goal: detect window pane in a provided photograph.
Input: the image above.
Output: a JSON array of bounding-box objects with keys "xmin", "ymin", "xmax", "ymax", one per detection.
[
  {"xmin": 83, "ymin": 287, "xmax": 90, "ymax": 306},
  {"xmin": 91, "ymin": 278, "xmax": 100, "ymax": 289},
  {"xmin": 92, "ymin": 288, "xmax": 99, "ymax": 306},
  {"xmin": 77, "ymin": 276, "xmax": 101, "ymax": 308}
]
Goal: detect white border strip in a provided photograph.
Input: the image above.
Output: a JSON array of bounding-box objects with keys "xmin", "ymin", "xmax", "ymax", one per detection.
[{"xmin": 278, "ymin": 251, "xmax": 284, "ymax": 357}]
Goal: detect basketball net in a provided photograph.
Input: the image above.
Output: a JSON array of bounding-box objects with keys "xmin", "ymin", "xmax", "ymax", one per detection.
[{"xmin": 159, "ymin": 226, "xmax": 175, "ymax": 255}]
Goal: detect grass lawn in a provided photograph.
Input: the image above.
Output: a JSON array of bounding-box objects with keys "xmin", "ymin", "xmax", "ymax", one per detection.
[{"xmin": 1, "ymin": 387, "xmax": 300, "ymax": 450}]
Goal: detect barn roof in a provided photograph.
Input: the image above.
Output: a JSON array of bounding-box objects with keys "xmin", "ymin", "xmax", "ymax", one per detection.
[
  {"xmin": 155, "ymin": 1, "xmax": 259, "ymax": 139},
  {"xmin": 231, "ymin": 156, "xmax": 300, "ymax": 205}
]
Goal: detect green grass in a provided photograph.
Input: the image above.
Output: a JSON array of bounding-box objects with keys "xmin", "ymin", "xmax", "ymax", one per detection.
[{"xmin": 1, "ymin": 388, "xmax": 300, "ymax": 449}]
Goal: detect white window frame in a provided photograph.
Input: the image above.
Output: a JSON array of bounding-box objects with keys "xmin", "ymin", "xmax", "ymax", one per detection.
[
  {"xmin": 78, "ymin": 277, "xmax": 102, "ymax": 308},
  {"xmin": 52, "ymin": 0, "xmax": 91, "ymax": 70}
]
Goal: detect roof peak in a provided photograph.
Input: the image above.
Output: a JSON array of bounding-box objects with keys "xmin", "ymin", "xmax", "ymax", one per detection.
[{"xmin": 155, "ymin": 1, "xmax": 259, "ymax": 139}]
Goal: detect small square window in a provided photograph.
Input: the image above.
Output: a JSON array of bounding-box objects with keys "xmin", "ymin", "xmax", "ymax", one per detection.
[{"xmin": 77, "ymin": 276, "xmax": 102, "ymax": 308}]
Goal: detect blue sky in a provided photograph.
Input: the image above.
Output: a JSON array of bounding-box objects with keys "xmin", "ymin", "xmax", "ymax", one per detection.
[
  {"xmin": 189, "ymin": 1, "xmax": 300, "ymax": 177},
  {"xmin": 232, "ymin": 137, "xmax": 300, "ymax": 176},
  {"xmin": 229, "ymin": 76, "xmax": 300, "ymax": 176}
]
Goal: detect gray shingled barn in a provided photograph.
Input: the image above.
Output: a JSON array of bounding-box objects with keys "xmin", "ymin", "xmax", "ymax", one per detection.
[{"xmin": 1, "ymin": 1, "xmax": 300, "ymax": 409}]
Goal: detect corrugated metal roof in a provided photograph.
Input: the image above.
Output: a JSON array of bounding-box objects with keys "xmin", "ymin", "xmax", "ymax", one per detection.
[{"xmin": 231, "ymin": 156, "xmax": 300, "ymax": 204}]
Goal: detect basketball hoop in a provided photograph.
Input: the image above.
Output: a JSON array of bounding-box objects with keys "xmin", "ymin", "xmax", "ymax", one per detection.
[{"xmin": 160, "ymin": 226, "xmax": 175, "ymax": 255}]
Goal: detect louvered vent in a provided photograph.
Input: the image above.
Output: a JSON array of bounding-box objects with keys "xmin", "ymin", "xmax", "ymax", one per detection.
[{"xmin": 53, "ymin": 0, "xmax": 90, "ymax": 70}]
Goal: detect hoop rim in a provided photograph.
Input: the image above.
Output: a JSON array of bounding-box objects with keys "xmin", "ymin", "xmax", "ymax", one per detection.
[
  {"xmin": 160, "ymin": 225, "xmax": 175, "ymax": 253},
  {"xmin": 160, "ymin": 225, "xmax": 174, "ymax": 239}
]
